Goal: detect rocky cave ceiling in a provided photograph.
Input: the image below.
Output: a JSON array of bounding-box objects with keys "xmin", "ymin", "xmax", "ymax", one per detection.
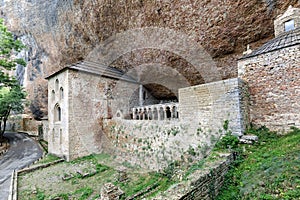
[{"xmin": 0, "ymin": 0, "xmax": 299, "ymax": 119}]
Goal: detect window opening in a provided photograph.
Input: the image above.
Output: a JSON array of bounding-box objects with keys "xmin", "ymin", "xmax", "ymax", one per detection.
[
  {"xmin": 60, "ymin": 87, "xmax": 64, "ymax": 100},
  {"xmin": 54, "ymin": 104, "xmax": 61, "ymax": 122},
  {"xmin": 285, "ymin": 19, "xmax": 295, "ymax": 32},
  {"xmin": 55, "ymin": 79, "xmax": 59, "ymax": 91}
]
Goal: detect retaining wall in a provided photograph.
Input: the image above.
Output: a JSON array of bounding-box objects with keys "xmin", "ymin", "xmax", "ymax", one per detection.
[{"xmin": 153, "ymin": 153, "xmax": 235, "ymax": 200}]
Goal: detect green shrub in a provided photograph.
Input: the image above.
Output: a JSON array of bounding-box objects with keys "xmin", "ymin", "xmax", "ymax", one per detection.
[
  {"xmin": 187, "ymin": 146, "xmax": 197, "ymax": 156},
  {"xmin": 246, "ymin": 125, "xmax": 278, "ymax": 143},
  {"xmin": 223, "ymin": 120, "xmax": 229, "ymax": 131},
  {"xmin": 214, "ymin": 132, "xmax": 239, "ymax": 150},
  {"xmin": 74, "ymin": 187, "xmax": 93, "ymax": 200},
  {"xmin": 162, "ymin": 161, "xmax": 180, "ymax": 180},
  {"xmin": 36, "ymin": 189, "xmax": 46, "ymax": 200}
]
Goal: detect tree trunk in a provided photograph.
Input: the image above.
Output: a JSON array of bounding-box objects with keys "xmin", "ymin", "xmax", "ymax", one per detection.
[
  {"xmin": 3, "ymin": 107, "xmax": 11, "ymax": 133},
  {"xmin": 0, "ymin": 107, "xmax": 11, "ymax": 140},
  {"xmin": 0, "ymin": 117, "xmax": 3, "ymax": 146},
  {"xmin": 0, "ymin": 117, "xmax": 3, "ymax": 140}
]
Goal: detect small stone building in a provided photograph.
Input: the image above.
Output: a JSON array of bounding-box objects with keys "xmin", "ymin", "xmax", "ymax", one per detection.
[
  {"xmin": 46, "ymin": 62, "xmax": 141, "ymax": 160},
  {"xmin": 238, "ymin": 5, "xmax": 300, "ymax": 132}
]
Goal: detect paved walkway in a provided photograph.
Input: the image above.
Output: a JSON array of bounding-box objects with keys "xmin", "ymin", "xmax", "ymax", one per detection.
[{"xmin": 0, "ymin": 132, "xmax": 43, "ymax": 200}]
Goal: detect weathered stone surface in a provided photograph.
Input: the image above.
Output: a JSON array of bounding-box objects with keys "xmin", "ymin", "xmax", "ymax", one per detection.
[
  {"xmin": 153, "ymin": 153, "xmax": 234, "ymax": 200},
  {"xmin": 238, "ymin": 45, "xmax": 300, "ymax": 132},
  {"xmin": 0, "ymin": 1, "xmax": 299, "ymax": 116},
  {"xmin": 240, "ymin": 135, "xmax": 258, "ymax": 144},
  {"xmin": 100, "ymin": 183, "xmax": 124, "ymax": 200},
  {"xmin": 274, "ymin": 5, "xmax": 300, "ymax": 37},
  {"xmin": 179, "ymin": 78, "xmax": 249, "ymax": 136},
  {"xmin": 237, "ymin": 6, "xmax": 300, "ymax": 132}
]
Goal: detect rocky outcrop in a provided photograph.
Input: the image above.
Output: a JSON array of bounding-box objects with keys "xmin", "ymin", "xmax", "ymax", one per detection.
[{"xmin": 0, "ymin": 0, "xmax": 299, "ymax": 118}]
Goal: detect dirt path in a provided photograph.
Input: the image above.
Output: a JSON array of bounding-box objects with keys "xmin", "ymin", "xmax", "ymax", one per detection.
[{"xmin": 0, "ymin": 132, "xmax": 43, "ymax": 200}]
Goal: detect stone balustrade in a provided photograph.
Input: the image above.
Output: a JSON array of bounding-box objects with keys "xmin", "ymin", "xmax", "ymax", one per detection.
[{"xmin": 132, "ymin": 103, "xmax": 179, "ymax": 120}]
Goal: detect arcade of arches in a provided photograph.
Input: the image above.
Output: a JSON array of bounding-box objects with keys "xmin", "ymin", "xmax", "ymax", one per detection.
[{"xmin": 132, "ymin": 103, "xmax": 179, "ymax": 120}]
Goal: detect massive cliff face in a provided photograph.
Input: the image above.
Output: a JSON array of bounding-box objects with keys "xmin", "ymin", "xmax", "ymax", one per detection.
[{"xmin": 0, "ymin": 0, "xmax": 299, "ymax": 119}]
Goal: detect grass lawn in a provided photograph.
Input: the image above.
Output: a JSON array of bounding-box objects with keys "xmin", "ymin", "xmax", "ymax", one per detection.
[
  {"xmin": 217, "ymin": 127, "xmax": 300, "ymax": 200},
  {"xmin": 18, "ymin": 153, "xmax": 172, "ymax": 200}
]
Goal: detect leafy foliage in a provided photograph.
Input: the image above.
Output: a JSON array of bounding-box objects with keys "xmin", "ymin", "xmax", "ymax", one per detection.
[
  {"xmin": 0, "ymin": 82, "xmax": 26, "ymax": 137},
  {"xmin": 214, "ymin": 132, "xmax": 239, "ymax": 150},
  {"xmin": 0, "ymin": 18, "xmax": 26, "ymax": 138},
  {"xmin": 162, "ymin": 161, "xmax": 180, "ymax": 180},
  {"xmin": 223, "ymin": 119, "xmax": 229, "ymax": 131},
  {"xmin": 214, "ymin": 120, "xmax": 239, "ymax": 150},
  {"xmin": 0, "ymin": 19, "xmax": 25, "ymax": 69}
]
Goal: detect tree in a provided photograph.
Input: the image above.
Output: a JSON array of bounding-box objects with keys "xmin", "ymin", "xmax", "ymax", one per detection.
[
  {"xmin": 0, "ymin": 18, "xmax": 26, "ymax": 139},
  {"xmin": 0, "ymin": 85, "xmax": 26, "ymax": 137}
]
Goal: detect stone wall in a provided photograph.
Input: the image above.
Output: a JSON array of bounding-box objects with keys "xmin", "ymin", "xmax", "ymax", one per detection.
[
  {"xmin": 6, "ymin": 116, "xmax": 23, "ymax": 132},
  {"xmin": 152, "ymin": 153, "xmax": 235, "ymax": 200},
  {"xmin": 238, "ymin": 45, "xmax": 300, "ymax": 132},
  {"xmin": 102, "ymin": 119, "xmax": 215, "ymax": 170},
  {"xmin": 97, "ymin": 78, "xmax": 248, "ymax": 170},
  {"xmin": 41, "ymin": 118, "xmax": 49, "ymax": 141},
  {"xmin": 180, "ymin": 155, "xmax": 233, "ymax": 199},
  {"xmin": 179, "ymin": 78, "xmax": 249, "ymax": 136},
  {"xmin": 66, "ymin": 70, "xmax": 143, "ymax": 160},
  {"xmin": 179, "ymin": 154, "xmax": 234, "ymax": 200},
  {"xmin": 6, "ymin": 115, "xmax": 41, "ymax": 136},
  {"xmin": 48, "ymin": 69, "xmax": 70, "ymax": 159},
  {"xmin": 274, "ymin": 6, "xmax": 300, "ymax": 36}
]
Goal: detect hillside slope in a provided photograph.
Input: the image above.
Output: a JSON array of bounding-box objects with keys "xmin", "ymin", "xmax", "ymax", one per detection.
[{"xmin": 217, "ymin": 127, "xmax": 300, "ymax": 199}]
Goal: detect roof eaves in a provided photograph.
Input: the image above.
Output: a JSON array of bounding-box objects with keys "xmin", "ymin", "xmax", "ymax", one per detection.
[{"xmin": 239, "ymin": 28, "xmax": 300, "ymax": 60}]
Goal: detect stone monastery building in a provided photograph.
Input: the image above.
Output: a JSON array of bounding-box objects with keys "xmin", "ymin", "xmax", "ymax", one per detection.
[{"xmin": 46, "ymin": 6, "xmax": 300, "ymax": 168}]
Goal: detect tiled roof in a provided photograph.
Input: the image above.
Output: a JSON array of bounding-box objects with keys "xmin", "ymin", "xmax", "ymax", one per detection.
[
  {"xmin": 45, "ymin": 61, "xmax": 137, "ymax": 83},
  {"xmin": 241, "ymin": 27, "xmax": 300, "ymax": 59}
]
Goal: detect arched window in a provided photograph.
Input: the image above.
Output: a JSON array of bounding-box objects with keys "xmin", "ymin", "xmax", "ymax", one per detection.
[
  {"xmin": 55, "ymin": 79, "xmax": 59, "ymax": 91},
  {"xmin": 54, "ymin": 104, "xmax": 61, "ymax": 122},
  {"xmin": 172, "ymin": 106, "xmax": 178, "ymax": 119},
  {"xmin": 60, "ymin": 87, "xmax": 64, "ymax": 100}
]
